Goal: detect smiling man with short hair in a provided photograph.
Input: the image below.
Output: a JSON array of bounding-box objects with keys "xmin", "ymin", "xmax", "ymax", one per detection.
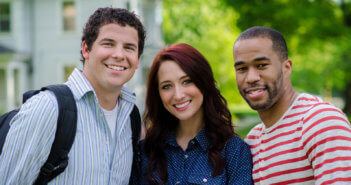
[
  {"xmin": 233, "ymin": 26, "xmax": 351, "ymax": 185},
  {"xmin": 0, "ymin": 7, "xmax": 146, "ymax": 185}
]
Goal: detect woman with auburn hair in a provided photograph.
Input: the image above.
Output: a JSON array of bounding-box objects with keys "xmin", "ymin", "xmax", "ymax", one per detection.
[{"xmin": 132, "ymin": 43, "xmax": 253, "ymax": 185}]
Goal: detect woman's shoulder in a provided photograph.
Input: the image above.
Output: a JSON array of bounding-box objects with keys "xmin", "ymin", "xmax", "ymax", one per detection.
[{"xmin": 224, "ymin": 134, "xmax": 251, "ymax": 154}]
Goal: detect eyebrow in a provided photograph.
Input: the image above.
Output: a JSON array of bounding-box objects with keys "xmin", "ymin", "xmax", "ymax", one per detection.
[
  {"xmin": 99, "ymin": 38, "xmax": 114, "ymax": 43},
  {"xmin": 234, "ymin": 61, "xmax": 245, "ymax": 67},
  {"xmin": 159, "ymin": 80, "xmax": 170, "ymax": 86},
  {"xmin": 253, "ymin": 57, "xmax": 270, "ymax": 62},
  {"xmin": 234, "ymin": 57, "xmax": 270, "ymax": 67}
]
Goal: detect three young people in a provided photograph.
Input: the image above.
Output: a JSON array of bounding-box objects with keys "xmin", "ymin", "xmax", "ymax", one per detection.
[{"xmin": 3, "ymin": 6, "xmax": 347, "ymax": 185}]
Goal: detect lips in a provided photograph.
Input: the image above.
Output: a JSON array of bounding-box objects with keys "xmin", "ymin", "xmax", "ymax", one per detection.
[
  {"xmin": 106, "ymin": 64, "xmax": 127, "ymax": 71},
  {"xmin": 247, "ymin": 89, "xmax": 264, "ymax": 94},
  {"xmin": 174, "ymin": 101, "xmax": 190, "ymax": 108},
  {"xmin": 173, "ymin": 100, "xmax": 191, "ymax": 111},
  {"xmin": 244, "ymin": 87, "xmax": 266, "ymax": 99}
]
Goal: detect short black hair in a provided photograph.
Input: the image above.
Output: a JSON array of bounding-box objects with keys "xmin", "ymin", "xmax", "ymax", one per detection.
[
  {"xmin": 235, "ymin": 26, "xmax": 288, "ymax": 60},
  {"xmin": 80, "ymin": 7, "xmax": 146, "ymax": 64}
]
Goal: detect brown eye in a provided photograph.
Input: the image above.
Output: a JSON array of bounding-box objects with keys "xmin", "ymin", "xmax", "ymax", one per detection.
[
  {"xmin": 257, "ymin": 64, "xmax": 267, "ymax": 69},
  {"xmin": 103, "ymin": 42, "xmax": 112, "ymax": 47},
  {"xmin": 236, "ymin": 66, "xmax": 247, "ymax": 72}
]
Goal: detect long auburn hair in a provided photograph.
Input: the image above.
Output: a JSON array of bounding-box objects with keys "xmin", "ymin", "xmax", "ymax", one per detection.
[{"xmin": 144, "ymin": 43, "xmax": 234, "ymax": 184}]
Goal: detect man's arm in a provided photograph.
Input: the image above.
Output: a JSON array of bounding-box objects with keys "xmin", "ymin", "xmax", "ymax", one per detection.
[
  {"xmin": 302, "ymin": 104, "xmax": 351, "ymax": 185},
  {"xmin": 0, "ymin": 91, "xmax": 59, "ymax": 184}
]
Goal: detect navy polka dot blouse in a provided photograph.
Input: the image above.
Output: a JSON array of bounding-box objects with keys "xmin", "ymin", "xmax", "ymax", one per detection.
[{"xmin": 131, "ymin": 129, "xmax": 254, "ymax": 185}]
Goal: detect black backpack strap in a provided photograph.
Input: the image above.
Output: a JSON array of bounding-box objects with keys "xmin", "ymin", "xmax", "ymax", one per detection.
[
  {"xmin": 0, "ymin": 109, "xmax": 19, "ymax": 154},
  {"xmin": 34, "ymin": 84, "xmax": 77, "ymax": 185},
  {"xmin": 129, "ymin": 105, "xmax": 142, "ymax": 185},
  {"xmin": 130, "ymin": 105, "xmax": 141, "ymax": 149}
]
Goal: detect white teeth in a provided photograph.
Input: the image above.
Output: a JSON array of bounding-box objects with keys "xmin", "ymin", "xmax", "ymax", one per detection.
[
  {"xmin": 248, "ymin": 89, "xmax": 263, "ymax": 94},
  {"xmin": 175, "ymin": 101, "xmax": 190, "ymax": 108},
  {"xmin": 107, "ymin": 65, "xmax": 125, "ymax": 71}
]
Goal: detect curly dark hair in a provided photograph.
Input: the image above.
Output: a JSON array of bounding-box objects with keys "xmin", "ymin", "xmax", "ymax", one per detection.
[
  {"xmin": 80, "ymin": 7, "xmax": 146, "ymax": 64},
  {"xmin": 144, "ymin": 43, "xmax": 235, "ymax": 184}
]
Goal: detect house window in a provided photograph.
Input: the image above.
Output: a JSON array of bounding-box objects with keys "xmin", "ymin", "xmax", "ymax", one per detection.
[
  {"xmin": 62, "ymin": 1, "xmax": 76, "ymax": 32},
  {"xmin": 0, "ymin": 3, "xmax": 10, "ymax": 33}
]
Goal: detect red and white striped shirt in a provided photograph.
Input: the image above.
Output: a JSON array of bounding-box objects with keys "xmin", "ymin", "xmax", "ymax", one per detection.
[{"xmin": 245, "ymin": 93, "xmax": 351, "ymax": 185}]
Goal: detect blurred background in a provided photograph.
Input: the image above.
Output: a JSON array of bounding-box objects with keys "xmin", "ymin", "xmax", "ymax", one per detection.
[{"xmin": 1, "ymin": 0, "xmax": 350, "ymax": 138}]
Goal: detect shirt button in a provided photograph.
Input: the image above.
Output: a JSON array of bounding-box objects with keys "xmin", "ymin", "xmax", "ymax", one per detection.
[
  {"xmin": 184, "ymin": 154, "xmax": 188, "ymax": 159},
  {"xmin": 203, "ymin": 178, "xmax": 207, "ymax": 182},
  {"xmin": 175, "ymin": 181, "xmax": 180, "ymax": 184},
  {"xmin": 191, "ymin": 140, "xmax": 195, "ymax": 144}
]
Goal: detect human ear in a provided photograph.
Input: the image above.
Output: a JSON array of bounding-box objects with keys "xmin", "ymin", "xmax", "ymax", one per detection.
[
  {"xmin": 283, "ymin": 59, "xmax": 292, "ymax": 75},
  {"xmin": 136, "ymin": 57, "xmax": 141, "ymax": 69},
  {"xmin": 82, "ymin": 41, "xmax": 90, "ymax": 61}
]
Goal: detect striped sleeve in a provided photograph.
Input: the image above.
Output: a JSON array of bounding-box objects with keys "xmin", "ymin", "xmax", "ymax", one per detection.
[
  {"xmin": 0, "ymin": 91, "xmax": 59, "ymax": 184},
  {"xmin": 302, "ymin": 103, "xmax": 351, "ymax": 185}
]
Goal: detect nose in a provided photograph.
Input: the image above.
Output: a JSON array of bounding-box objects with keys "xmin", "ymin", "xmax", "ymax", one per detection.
[
  {"xmin": 174, "ymin": 85, "xmax": 185, "ymax": 101},
  {"xmin": 111, "ymin": 45, "xmax": 124, "ymax": 60},
  {"xmin": 246, "ymin": 68, "xmax": 260, "ymax": 84}
]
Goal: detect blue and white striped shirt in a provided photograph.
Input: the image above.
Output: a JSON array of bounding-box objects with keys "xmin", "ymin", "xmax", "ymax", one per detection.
[{"xmin": 0, "ymin": 68, "xmax": 136, "ymax": 185}]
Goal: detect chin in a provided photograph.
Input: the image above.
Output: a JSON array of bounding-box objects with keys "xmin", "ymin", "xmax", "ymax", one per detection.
[{"xmin": 175, "ymin": 115, "xmax": 192, "ymax": 122}]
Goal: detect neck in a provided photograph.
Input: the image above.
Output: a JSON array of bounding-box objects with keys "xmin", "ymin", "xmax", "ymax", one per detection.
[
  {"xmin": 258, "ymin": 86, "xmax": 298, "ymax": 128},
  {"xmin": 83, "ymin": 70, "xmax": 121, "ymax": 110},
  {"xmin": 176, "ymin": 113, "xmax": 204, "ymax": 151},
  {"xmin": 96, "ymin": 90, "xmax": 120, "ymax": 110}
]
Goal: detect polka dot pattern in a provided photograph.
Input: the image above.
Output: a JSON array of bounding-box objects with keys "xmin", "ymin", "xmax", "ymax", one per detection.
[{"xmin": 133, "ymin": 129, "xmax": 254, "ymax": 184}]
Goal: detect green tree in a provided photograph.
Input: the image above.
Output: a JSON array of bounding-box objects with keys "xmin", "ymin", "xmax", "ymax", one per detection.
[{"xmin": 222, "ymin": 0, "xmax": 351, "ymax": 116}]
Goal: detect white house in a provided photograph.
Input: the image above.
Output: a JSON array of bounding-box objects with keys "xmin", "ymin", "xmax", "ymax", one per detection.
[{"xmin": 0, "ymin": 0, "xmax": 164, "ymax": 113}]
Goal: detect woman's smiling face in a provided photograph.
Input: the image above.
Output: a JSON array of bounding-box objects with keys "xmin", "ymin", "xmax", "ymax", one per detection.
[{"xmin": 157, "ymin": 60, "xmax": 204, "ymax": 122}]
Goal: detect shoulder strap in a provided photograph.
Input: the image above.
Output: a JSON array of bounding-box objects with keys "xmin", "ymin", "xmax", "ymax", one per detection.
[
  {"xmin": 0, "ymin": 109, "xmax": 19, "ymax": 154},
  {"xmin": 34, "ymin": 84, "xmax": 77, "ymax": 185},
  {"xmin": 130, "ymin": 105, "xmax": 141, "ymax": 149},
  {"xmin": 129, "ymin": 105, "xmax": 142, "ymax": 184}
]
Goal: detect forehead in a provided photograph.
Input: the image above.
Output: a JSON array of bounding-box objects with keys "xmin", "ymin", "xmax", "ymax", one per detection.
[
  {"xmin": 158, "ymin": 60, "xmax": 186, "ymax": 81},
  {"xmin": 96, "ymin": 23, "xmax": 138, "ymax": 44},
  {"xmin": 233, "ymin": 37, "xmax": 276, "ymax": 62}
]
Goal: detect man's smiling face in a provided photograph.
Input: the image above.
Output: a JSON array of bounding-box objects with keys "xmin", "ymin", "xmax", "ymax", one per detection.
[
  {"xmin": 233, "ymin": 37, "xmax": 286, "ymax": 111},
  {"xmin": 82, "ymin": 23, "xmax": 140, "ymax": 93}
]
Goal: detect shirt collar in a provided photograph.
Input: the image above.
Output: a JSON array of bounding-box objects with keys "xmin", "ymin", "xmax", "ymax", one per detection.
[
  {"xmin": 66, "ymin": 68, "xmax": 136, "ymax": 104},
  {"xmin": 193, "ymin": 128, "xmax": 209, "ymax": 152},
  {"xmin": 66, "ymin": 68, "xmax": 94, "ymax": 100},
  {"xmin": 119, "ymin": 85, "xmax": 136, "ymax": 104},
  {"xmin": 165, "ymin": 128, "xmax": 209, "ymax": 152}
]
